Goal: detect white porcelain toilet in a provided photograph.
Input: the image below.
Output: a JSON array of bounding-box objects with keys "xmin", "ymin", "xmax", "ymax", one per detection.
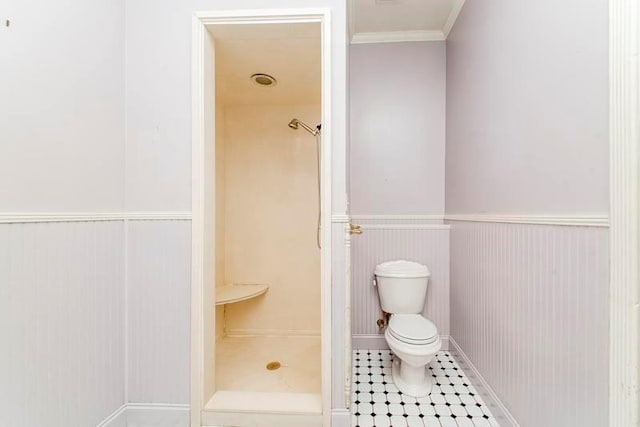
[{"xmin": 374, "ymin": 260, "xmax": 442, "ymax": 397}]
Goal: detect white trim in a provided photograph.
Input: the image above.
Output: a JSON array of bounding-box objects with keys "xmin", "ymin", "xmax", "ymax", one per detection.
[
  {"xmin": 344, "ymin": 223, "xmax": 352, "ymax": 408},
  {"xmin": 0, "ymin": 212, "xmax": 192, "ymax": 223},
  {"xmin": 449, "ymin": 337, "xmax": 519, "ymax": 427},
  {"xmin": 609, "ymin": 0, "xmax": 640, "ymax": 425},
  {"xmin": 331, "ymin": 409, "xmax": 351, "ymax": 427},
  {"xmin": 348, "ymin": 0, "xmax": 465, "ymax": 43},
  {"xmin": 97, "ymin": 403, "xmax": 190, "ymax": 427},
  {"xmin": 351, "ymin": 30, "xmax": 445, "ymax": 44},
  {"xmin": 0, "ymin": 212, "xmax": 124, "ymax": 223},
  {"xmin": 331, "ymin": 213, "xmax": 350, "ymax": 223},
  {"xmin": 350, "ymin": 214, "xmax": 443, "ymax": 221},
  {"xmin": 442, "ymin": 0, "xmax": 465, "ymax": 37},
  {"xmin": 444, "ymin": 214, "xmax": 609, "ymax": 227},
  {"xmin": 352, "ymin": 334, "xmax": 387, "ymax": 350},
  {"xmin": 347, "ymin": 0, "xmax": 355, "ymax": 41},
  {"xmin": 96, "ymin": 404, "xmax": 127, "ymax": 427},
  {"xmin": 352, "ymin": 334, "xmax": 450, "ymax": 351},
  {"xmin": 191, "ymin": 8, "xmax": 333, "ymax": 427},
  {"xmin": 127, "ymin": 403, "xmax": 191, "ymax": 411},
  {"xmin": 360, "ymin": 224, "xmax": 450, "ymax": 230},
  {"xmin": 190, "ymin": 13, "xmax": 207, "ymax": 427},
  {"xmin": 320, "ymin": 12, "xmax": 333, "ymax": 427},
  {"xmin": 126, "ymin": 212, "xmax": 192, "ymax": 220}
]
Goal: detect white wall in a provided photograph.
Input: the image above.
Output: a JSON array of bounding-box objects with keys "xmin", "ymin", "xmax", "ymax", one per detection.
[
  {"xmin": 0, "ymin": 0, "xmax": 125, "ymax": 212},
  {"xmin": 445, "ymin": 0, "xmax": 609, "ymax": 214},
  {"xmin": 0, "ymin": 1, "xmax": 126, "ymax": 426},
  {"xmin": 350, "ymin": 42, "xmax": 446, "ymax": 215}
]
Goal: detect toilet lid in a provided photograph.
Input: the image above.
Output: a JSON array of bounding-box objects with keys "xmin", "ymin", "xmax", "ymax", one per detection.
[{"xmin": 388, "ymin": 314, "xmax": 438, "ymax": 345}]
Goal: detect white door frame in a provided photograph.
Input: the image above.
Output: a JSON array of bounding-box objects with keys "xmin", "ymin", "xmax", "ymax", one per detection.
[
  {"xmin": 190, "ymin": 8, "xmax": 333, "ymax": 427},
  {"xmin": 609, "ymin": 1, "xmax": 640, "ymax": 426}
]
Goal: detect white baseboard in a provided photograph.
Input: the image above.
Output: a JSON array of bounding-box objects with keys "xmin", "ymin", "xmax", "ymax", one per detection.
[
  {"xmin": 352, "ymin": 334, "xmax": 450, "ymax": 351},
  {"xmin": 98, "ymin": 403, "xmax": 190, "ymax": 427},
  {"xmin": 98, "ymin": 405, "xmax": 128, "ymax": 427},
  {"xmin": 449, "ymin": 337, "xmax": 519, "ymax": 427},
  {"xmin": 331, "ymin": 409, "xmax": 351, "ymax": 427},
  {"xmin": 352, "ymin": 334, "xmax": 388, "ymax": 349}
]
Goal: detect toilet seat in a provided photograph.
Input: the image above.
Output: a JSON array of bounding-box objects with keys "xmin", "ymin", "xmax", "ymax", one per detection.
[{"xmin": 388, "ymin": 314, "xmax": 438, "ymax": 345}]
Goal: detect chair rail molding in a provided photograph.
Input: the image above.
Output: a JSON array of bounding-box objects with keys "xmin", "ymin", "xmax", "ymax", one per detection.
[
  {"xmin": 444, "ymin": 214, "xmax": 609, "ymax": 227},
  {"xmin": 0, "ymin": 212, "xmax": 192, "ymax": 223},
  {"xmin": 609, "ymin": 0, "xmax": 640, "ymax": 425}
]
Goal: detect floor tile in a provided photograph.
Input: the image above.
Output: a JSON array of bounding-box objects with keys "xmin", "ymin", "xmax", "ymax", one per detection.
[{"xmin": 350, "ymin": 349, "xmax": 499, "ymax": 427}]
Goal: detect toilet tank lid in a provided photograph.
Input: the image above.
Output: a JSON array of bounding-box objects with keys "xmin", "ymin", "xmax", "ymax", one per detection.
[{"xmin": 375, "ymin": 260, "xmax": 430, "ymax": 278}]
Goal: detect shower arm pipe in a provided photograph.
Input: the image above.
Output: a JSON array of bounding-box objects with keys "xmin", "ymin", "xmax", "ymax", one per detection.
[
  {"xmin": 288, "ymin": 118, "xmax": 321, "ymax": 136},
  {"xmin": 298, "ymin": 121, "xmax": 320, "ymax": 136}
]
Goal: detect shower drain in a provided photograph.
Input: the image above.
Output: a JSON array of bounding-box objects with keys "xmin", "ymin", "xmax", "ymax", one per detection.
[{"xmin": 266, "ymin": 361, "xmax": 281, "ymax": 371}]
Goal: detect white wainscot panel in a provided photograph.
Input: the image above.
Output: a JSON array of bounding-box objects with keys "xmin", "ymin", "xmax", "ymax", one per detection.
[
  {"xmin": 127, "ymin": 220, "xmax": 191, "ymax": 404},
  {"xmin": 449, "ymin": 221, "xmax": 609, "ymax": 427},
  {"xmin": 0, "ymin": 221, "xmax": 125, "ymax": 427}
]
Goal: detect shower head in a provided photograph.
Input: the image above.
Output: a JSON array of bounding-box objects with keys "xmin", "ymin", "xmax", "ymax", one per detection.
[{"xmin": 288, "ymin": 118, "xmax": 320, "ymax": 136}]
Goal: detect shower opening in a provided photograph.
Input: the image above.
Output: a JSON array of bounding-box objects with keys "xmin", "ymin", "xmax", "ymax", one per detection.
[{"xmin": 193, "ymin": 17, "xmax": 328, "ymax": 426}]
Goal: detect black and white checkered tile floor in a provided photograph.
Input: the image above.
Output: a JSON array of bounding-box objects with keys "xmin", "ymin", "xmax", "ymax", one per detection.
[{"xmin": 351, "ymin": 350, "xmax": 499, "ymax": 427}]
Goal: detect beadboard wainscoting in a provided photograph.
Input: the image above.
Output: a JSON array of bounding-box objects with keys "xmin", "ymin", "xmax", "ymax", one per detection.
[
  {"xmin": 350, "ymin": 216, "xmax": 450, "ymax": 350},
  {"xmin": 449, "ymin": 220, "xmax": 609, "ymax": 427},
  {"xmin": 0, "ymin": 221, "xmax": 125, "ymax": 427},
  {"xmin": 126, "ymin": 220, "xmax": 192, "ymax": 404}
]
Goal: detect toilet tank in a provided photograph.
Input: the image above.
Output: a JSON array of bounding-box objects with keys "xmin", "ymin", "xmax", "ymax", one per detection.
[{"xmin": 374, "ymin": 260, "xmax": 430, "ymax": 314}]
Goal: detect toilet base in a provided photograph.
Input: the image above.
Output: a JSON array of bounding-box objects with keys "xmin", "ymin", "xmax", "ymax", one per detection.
[{"xmin": 391, "ymin": 357, "xmax": 433, "ymax": 398}]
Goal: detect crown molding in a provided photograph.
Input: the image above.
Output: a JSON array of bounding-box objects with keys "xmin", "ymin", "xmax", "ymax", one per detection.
[
  {"xmin": 443, "ymin": 0, "xmax": 466, "ymax": 37},
  {"xmin": 351, "ymin": 30, "xmax": 445, "ymax": 44}
]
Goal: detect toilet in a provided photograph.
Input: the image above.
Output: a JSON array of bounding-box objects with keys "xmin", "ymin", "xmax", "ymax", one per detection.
[{"xmin": 374, "ymin": 260, "xmax": 442, "ymax": 397}]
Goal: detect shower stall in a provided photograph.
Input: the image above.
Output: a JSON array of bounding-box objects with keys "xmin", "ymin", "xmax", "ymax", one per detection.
[{"xmin": 191, "ymin": 16, "xmax": 330, "ymax": 427}]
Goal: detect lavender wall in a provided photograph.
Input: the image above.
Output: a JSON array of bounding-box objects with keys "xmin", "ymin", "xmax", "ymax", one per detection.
[
  {"xmin": 350, "ymin": 42, "xmax": 446, "ymax": 215},
  {"xmin": 445, "ymin": 0, "xmax": 609, "ymax": 214},
  {"xmin": 446, "ymin": 1, "xmax": 610, "ymax": 426}
]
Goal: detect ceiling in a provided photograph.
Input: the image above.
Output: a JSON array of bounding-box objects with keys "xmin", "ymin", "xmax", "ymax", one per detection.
[
  {"xmin": 209, "ymin": 23, "xmax": 321, "ymax": 106},
  {"xmin": 349, "ymin": 0, "xmax": 466, "ymax": 43}
]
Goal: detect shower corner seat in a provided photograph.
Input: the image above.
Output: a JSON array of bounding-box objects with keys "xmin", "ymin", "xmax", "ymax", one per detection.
[{"xmin": 215, "ymin": 283, "xmax": 269, "ymax": 305}]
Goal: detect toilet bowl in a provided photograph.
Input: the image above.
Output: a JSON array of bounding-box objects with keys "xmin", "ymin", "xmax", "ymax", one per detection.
[
  {"xmin": 374, "ymin": 260, "xmax": 440, "ymax": 397},
  {"xmin": 385, "ymin": 314, "xmax": 441, "ymax": 397}
]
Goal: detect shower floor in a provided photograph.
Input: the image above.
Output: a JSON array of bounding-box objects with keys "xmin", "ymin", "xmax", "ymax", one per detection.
[{"xmin": 215, "ymin": 335, "xmax": 321, "ymax": 394}]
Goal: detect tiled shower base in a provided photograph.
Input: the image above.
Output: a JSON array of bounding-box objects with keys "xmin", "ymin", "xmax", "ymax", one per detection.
[{"xmin": 351, "ymin": 350, "xmax": 499, "ymax": 427}]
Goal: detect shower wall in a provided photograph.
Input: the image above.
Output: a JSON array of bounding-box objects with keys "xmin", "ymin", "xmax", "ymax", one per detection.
[{"xmin": 221, "ymin": 104, "xmax": 321, "ymax": 336}]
